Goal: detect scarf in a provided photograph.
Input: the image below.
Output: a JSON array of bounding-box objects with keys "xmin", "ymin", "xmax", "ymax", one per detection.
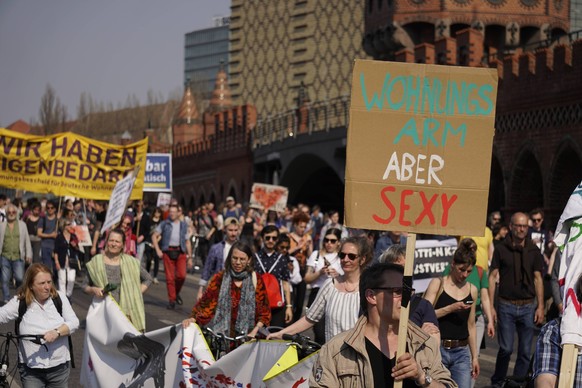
[
  {"xmin": 209, "ymin": 269, "xmax": 256, "ymax": 336},
  {"xmin": 86, "ymin": 253, "xmax": 146, "ymax": 332}
]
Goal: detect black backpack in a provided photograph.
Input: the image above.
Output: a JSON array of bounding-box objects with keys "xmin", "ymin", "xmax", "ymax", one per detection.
[{"xmin": 15, "ymin": 295, "xmax": 75, "ymax": 368}]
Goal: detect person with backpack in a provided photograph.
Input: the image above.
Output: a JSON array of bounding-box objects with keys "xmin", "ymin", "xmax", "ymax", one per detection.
[
  {"xmin": 0, "ymin": 263, "xmax": 79, "ymax": 388},
  {"xmin": 183, "ymin": 241, "xmax": 271, "ymax": 339},
  {"xmin": 254, "ymin": 225, "xmax": 292, "ymax": 327}
]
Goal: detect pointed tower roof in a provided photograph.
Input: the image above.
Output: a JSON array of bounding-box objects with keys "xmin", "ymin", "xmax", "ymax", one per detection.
[
  {"xmin": 176, "ymin": 83, "xmax": 200, "ymax": 124},
  {"xmin": 209, "ymin": 62, "xmax": 232, "ymax": 112}
]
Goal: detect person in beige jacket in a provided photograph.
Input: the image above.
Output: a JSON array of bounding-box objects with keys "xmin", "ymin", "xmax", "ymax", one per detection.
[
  {"xmin": 0, "ymin": 204, "xmax": 32, "ymax": 303},
  {"xmin": 310, "ymin": 262, "xmax": 457, "ymax": 388}
]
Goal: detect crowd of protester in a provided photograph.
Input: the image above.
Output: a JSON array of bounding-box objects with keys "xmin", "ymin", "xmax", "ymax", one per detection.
[{"xmin": 0, "ymin": 190, "xmax": 577, "ymax": 387}]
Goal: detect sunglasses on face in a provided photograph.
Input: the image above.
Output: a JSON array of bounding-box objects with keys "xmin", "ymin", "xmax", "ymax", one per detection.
[
  {"xmin": 324, "ymin": 238, "xmax": 338, "ymax": 244},
  {"xmin": 264, "ymin": 235, "xmax": 278, "ymax": 241},
  {"xmin": 339, "ymin": 252, "xmax": 358, "ymax": 260},
  {"xmin": 532, "ymin": 218, "xmax": 542, "ymax": 223},
  {"xmin": 373, "ymin": 287, "xmax": 409, "ymax": 297},
  {"xmin": 278, "ymin": 245, "xmax": 290, "ymax": 251}
]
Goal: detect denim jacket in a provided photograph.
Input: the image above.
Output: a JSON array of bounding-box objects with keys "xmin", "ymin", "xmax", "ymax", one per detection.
[{"xmin": 158, "ymin": 219, "xmax": 187, "ymax": 253}]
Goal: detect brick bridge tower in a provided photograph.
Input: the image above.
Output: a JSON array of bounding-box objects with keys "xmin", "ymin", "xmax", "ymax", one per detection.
[{"xmin": 363, "ymin": 0, "xmax": 570, "ymax": 60}]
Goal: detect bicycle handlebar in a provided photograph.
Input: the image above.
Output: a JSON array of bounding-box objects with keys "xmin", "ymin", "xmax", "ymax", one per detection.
[
  {"xmin": 0, "ymin": 333, "xmax": 46, "ymax": 345},
  {"xmin": 203, "ymin": 328, "xmax": 247, "ymax": 342},
  {"xmin": 281, "ymin": 333, "xmax": 321, "ymax": 351}
]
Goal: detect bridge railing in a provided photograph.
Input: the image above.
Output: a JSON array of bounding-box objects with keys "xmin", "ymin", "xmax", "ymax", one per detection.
[{"xmin": 252, "ymin": 95, "xmax": 350, "ymax": 149}]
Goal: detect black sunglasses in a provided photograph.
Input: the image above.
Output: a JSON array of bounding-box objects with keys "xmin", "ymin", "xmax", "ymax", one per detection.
[
  {"xmin": 338, "ymin": 252, "xmax": 358, "ymax": 260},
  {"xmin": 264, "ymin": 235, "xmax": 278, "ymax": 241},
  {"xmin": 374, "ymin": 287, "xmax": 411, "ymax": 296},
  {"xmin": 323, "ymin": 238, "xmax": 338, "ymax": 244}
]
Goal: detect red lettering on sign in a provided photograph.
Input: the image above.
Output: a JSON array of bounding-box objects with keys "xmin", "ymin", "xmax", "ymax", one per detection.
[
  {"xmin": 415, "ymin": 192, "xmax": 438, "ymax": 225},
  {"xmin": 372, "ymin": 186, "xmax": 396, "ymax": 224},
  {"xmin": 372, "ymin": 186, "xmax": 458, "ymax": 228}
]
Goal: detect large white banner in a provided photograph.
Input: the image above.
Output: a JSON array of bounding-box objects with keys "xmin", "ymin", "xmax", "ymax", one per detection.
[
  {"xmin": 554, "ymin": 182, "xmax": 582, "ymax": 347},
  {"xmin": 80, "ymin": 297, "xmax": 312, "ymax": 387}
]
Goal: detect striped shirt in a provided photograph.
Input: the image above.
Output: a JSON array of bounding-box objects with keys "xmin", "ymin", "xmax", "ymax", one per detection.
[
  {"xmin": 532, "ymin": 318, "xmax": 582, "ymax": 387},
  {"xmin": 306, "ymin": 278, "xmax": 359, "ymax": 342}
]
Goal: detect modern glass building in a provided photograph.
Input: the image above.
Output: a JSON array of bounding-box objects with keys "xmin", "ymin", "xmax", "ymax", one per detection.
[{"xmin": 184, "ymin": 16, "xmax": 230, "ymax": 99}]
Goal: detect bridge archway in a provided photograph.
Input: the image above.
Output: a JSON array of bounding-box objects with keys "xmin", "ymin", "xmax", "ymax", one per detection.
[{"xmin": 280, "ymin": 154, "xmax": 344, "ymax": 213}]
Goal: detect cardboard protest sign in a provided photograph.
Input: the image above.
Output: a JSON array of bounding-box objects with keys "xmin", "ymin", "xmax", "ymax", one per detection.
[
  {"xmin": 0, "ymin": 129, "xmax": 147, "ymax": 200},
  {"xmin": 157, "ymin": 193, "xmax": 172, "ymax": 208},
  {"xmin": 72, "ymin": 225, "xmax": 93, "ymax": 247},
  {"xmin": 101, "ymin": 169, "xmax": 137, "ymax": 233},
  {"xmin": 345, "ymin": 60, "xmax": 498, "ymax": 236},
  {"xmin": 250, "ymin": 183, "xmax": 288, "ymax": 212},
  {"xmin": 143, "ymin": 153, "xmax": 172, "ymax": 192}
]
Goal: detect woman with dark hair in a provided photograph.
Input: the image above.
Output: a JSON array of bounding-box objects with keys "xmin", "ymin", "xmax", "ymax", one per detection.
[
  {"xmin": 53, "ymin": 218, "xmax": 81, "ymax": 301},
  {"xmin": 183, "ymin": 241, "xmax": 271, "ymax": 338},
  {"xmin": 83, "ymin": 228, "xmax": 152, "ymax": 332},
  {"xmin": 424, "ymin": 238, "xmax": 480, "ymax": 388},
  {"xmin": 0, "ymin": 263, "xmax": 79, "ymax": 388},
  {"xmin": 144, "ymin": 207, "xmax": 163, "ymax": 283},
  {"xmin": 269, "ymin": 236, "xmax": 372, "ymax": 342},
  {"xmin": 303, "ymin": 227, "xmax": 343, "ymax": 344},
  {"xmin": 119, "ymin": 214, "xmax": 137, "ymax": 256},
  {"xmin": 289, "ymin": 212, "xmax": 313, "ymax": 322},
  {"xmin": 25, "ymin": 201, "xmax": 42, "ymax": 264}
]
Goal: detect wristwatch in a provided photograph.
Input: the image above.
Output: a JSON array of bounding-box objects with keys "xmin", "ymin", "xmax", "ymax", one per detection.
[
  {"xmin": 415, "ymin": 370, "xmax": 432, "ymax": 387},
  {"xmin": 55, "ymin": 328, "xmax": 61, "ymax": 337}
]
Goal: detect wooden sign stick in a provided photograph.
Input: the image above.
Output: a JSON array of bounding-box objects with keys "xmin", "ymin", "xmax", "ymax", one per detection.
[
  {"xmin": 394, "ymin": 232, "xmax": 416, "ymax": 388},
  {"xmin": 558, "ymin": 343, "xmax": 577, "ymax": 388}
]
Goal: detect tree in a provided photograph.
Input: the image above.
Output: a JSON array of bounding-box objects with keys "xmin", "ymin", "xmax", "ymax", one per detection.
[{"xmin": 39, "ymin": 84, "xmax": 58, "ymax": 135}]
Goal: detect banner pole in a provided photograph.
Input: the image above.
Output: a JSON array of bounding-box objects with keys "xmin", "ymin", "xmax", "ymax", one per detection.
[{"xmin": 394, "ymin": 232, "xmax": 416, "ymax": 388}]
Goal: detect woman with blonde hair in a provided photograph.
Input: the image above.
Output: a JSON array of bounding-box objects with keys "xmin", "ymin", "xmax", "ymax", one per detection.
[{"xmin": 0, "ymin": 263, "xmax": 79, "ymax": 387}]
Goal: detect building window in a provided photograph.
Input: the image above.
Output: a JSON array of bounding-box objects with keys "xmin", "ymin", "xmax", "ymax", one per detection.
[{"xmin": 368, "ymin": 0, "xmax": 374, "ymax": 13}]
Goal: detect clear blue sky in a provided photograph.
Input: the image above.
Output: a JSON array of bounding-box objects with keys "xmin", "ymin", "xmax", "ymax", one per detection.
[{"xmin": 0, "ymin": 0, "xmax": 230, "ymax": 127}]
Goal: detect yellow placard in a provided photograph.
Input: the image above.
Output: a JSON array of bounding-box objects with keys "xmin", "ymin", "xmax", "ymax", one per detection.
[
  {"xmin": 0, "ymin": 128, "xmax": 147, "ymax": 200},
  {"xmin": 345, "ymin": 60, "xmax": 498, "ymax": 236}
]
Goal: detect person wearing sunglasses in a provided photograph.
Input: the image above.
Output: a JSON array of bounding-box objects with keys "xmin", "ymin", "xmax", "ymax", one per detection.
[
  {"xmin": 424, "ymin": 239, "xmax": 479, "ymax": 388},
  {"xmin": 268, "ymin": 236, "xmax": 372, "ymax": 343},
  {"xmin": 303, "ymin": 228, "xmax": 343, "ymax": 344},
  {"xmin": 254, "ymin": 225, "xmax": 292, "ymax": 327},
  {"xmin": 310, "ymin": 262, "xmax": 456, "ymax": 388}
]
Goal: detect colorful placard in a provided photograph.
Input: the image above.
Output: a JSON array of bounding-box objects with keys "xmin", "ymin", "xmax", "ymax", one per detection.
[
  {"xmin": 0, "ymin": 128, "xmax": 147, "ymax": 200},
  {"xmin": 143, "ymin": 153, "xmax": 172, "ymax": 192},
  {"xmin": 345, "ymin": 60, "xmax": 498, "ymax": 236}
]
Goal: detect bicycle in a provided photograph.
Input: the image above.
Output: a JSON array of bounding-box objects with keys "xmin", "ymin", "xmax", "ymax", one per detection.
[
  {"xmin": 0, "ymin": 332, "xmax": 47, "ymax": 388},
  {"xmin": 279, "ymin": 333, "xmax": 321, "ymax": 359},
  {"xmin": 201, "ymin": 327, "xmax": 248, "ymax": 360}
]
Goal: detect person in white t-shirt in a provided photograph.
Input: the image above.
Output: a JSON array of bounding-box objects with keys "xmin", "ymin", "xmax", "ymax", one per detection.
[{"xmin": 303, "ymin": 228, "xmax": 343, "ymax": 344}]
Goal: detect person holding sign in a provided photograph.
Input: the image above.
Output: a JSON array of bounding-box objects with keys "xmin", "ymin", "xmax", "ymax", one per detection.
[
  {"xmin": 310, "ymin": 262, "xmax": 456, "ymax": 387},
  {"xmin": 424, "ymin": 239, "xmax": 479, "ymax": 388}
]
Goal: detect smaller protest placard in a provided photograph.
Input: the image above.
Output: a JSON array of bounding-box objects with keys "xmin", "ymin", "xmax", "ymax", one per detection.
[
  {"xmin": 101, "ymin": 169, "xmax": 137, "ymax": 233},
  {"xmin": 250, "ymin": 183, "xmax": 288, "ymax": 212},
  {"xmin": 72, "ymin": 225, "xmax": 93, "ymax": 247},
  {"xmin": 157, "ymin": 193, "xmax": 172, "ymax": 208},
  {"xmin": 143, "ymin": 153, "xmax": 172, "ymax": 192}
]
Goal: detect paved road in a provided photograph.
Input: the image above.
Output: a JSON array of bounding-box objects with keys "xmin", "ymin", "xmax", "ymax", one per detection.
[{"xmin": 0, "ymin": 267, "xmax": 529, "ymax": 387}]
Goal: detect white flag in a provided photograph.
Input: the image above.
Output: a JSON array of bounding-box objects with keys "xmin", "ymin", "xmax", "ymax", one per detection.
[{"xmin": 554, "ymin": 181, "xmax": 582, "ymax": 347}]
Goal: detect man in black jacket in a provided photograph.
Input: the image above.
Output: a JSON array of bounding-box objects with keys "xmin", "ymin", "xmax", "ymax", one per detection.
[{"xmin": 488, "ymin": 212, "xmax": 544, "ymax": 386}]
